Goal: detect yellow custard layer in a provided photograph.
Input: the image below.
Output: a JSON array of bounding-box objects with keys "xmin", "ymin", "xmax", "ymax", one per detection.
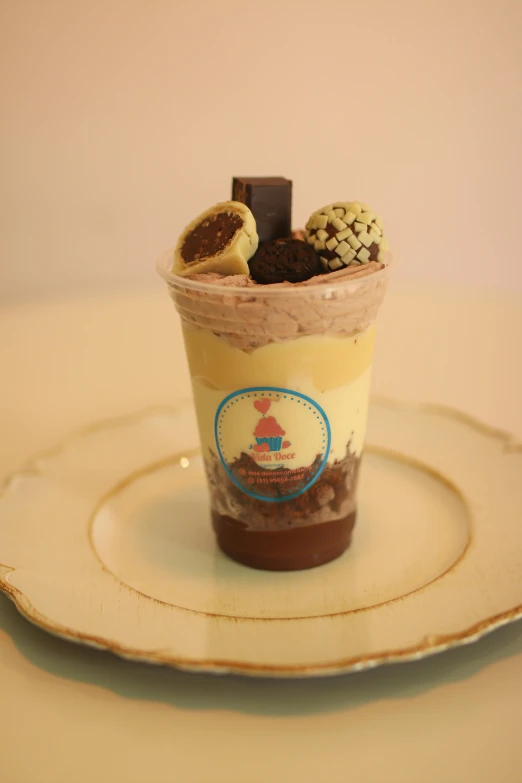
[
  {"xmin": 182, "ymin": 325, "xmax": 376, "ymax": 393},
  {"xmin": 192, "ymin": 368, "xmax": 372, "ymax": 468},
  {"xmin": 183, "ymin": 326, "xmax": 377, "ymax": 468}
]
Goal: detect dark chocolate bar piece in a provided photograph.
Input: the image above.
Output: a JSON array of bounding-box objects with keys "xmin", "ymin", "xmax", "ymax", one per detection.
[{"xmin": 232, "ymin": 176, "xmax": 292, "ymax": 244}]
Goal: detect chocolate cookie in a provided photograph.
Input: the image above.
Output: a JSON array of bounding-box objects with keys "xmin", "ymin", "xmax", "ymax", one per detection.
[{"xmin": 249, "ymin": 238, "xmax": 322, "ymax": 284}]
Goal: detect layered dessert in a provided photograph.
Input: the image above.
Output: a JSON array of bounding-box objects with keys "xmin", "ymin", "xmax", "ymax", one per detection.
[{"xmin": 158, "ymin": 177, "xmax": 390, "ymax": 570}]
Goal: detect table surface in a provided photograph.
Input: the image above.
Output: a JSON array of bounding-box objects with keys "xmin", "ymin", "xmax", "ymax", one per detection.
[{"xmin": 1, "ymin": 281, "xmax": 522, "ymax": 783}]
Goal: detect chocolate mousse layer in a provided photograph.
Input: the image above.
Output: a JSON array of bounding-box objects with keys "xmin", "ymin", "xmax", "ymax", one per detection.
[
  {"xmin": 212, "ymin": 511, "xmax": 356, "ymax": 571},
  {"xmin": 168, "ymin": 259, "xmax": 389, "ymax": 350},
  {"xmin": 207, "ymin": 440, "xmax": 360, "ymax": 570}
]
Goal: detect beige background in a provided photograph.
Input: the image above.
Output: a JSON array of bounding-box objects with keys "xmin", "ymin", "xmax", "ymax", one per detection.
[{"xmin": 1, "ymin": 0, "xmax": 521, "ymax": 301}]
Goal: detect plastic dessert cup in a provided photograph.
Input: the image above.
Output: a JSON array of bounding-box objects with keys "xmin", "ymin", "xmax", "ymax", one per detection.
[{"xmin": 158, "ymin": 251, "xmax": 389, "ymax": 571}]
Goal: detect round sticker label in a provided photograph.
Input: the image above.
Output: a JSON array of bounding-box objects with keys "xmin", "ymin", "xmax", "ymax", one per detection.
[{"xmin": 214, "ymin": 387, "xmax": 331, "ymax": 502}]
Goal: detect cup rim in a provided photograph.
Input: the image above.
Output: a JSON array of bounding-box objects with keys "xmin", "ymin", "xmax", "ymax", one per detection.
[{"xmin": 156, "ymin": 248, "xmax": 391, "ymax": 299}]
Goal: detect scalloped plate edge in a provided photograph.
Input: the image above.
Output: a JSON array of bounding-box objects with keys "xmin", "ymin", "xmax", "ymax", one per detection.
[{"xmin": 1, "ymin": 399, "xmax": 521, "ymax": 678}]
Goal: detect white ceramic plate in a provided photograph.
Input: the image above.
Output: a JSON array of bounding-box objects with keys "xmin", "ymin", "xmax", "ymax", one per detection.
[{"xmin": 1, "ymin": 400, "xmax": 521, "ymax": 678}]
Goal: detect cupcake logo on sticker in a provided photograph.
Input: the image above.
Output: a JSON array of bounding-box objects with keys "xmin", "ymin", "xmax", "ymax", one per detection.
[{"xmin": 215, "ymin": 387, "xmax": 331, "ymax": 502}]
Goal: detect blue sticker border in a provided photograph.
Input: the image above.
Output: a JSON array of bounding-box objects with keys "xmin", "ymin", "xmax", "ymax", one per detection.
[{"xmin": 214, "ymin": 386, "xmax": 332, "ymax": 503}]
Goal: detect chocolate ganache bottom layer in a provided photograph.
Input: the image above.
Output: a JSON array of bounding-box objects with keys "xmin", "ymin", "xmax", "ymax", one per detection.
[{"xmin": 206, "ymin": 441, "xmax": 360, "ymax": 571}]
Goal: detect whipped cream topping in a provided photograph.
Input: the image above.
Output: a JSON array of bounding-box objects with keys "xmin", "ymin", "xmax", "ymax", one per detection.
[{"xmin": 167, "ymin": 260, "xmax": 389, "ymax": 350}]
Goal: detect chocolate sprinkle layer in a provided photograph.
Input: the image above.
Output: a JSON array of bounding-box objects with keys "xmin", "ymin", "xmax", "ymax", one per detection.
[
  {"xmin": 206, "ymin": 440, "xmax": 361, "ymax": 570},
  {"xmin": 182, "ymin": 211, "xmax": 243, "ymax": 263},
  {"xmin": 206, "ymin": 440, "xmax": 360, "ymax": 531}
]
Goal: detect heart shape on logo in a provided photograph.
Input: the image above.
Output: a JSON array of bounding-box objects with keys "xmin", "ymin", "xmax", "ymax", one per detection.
[
  {"xmin": 254, "ymin": 399, "xmax": 271, "ymax": 415},
  {"xmin": 282, "ymin": 440, "xmax": 291, "ymax": 449}
]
